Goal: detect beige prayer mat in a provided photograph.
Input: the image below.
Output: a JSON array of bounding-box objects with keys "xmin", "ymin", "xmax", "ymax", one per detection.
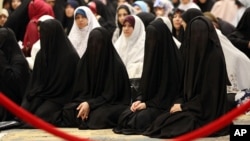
[
  {"xmin": 0, "ymin": 128, "xmax": 231, "ymax": 141},
  {"xmin": 0, "ymin": 114, "xmax": 249, "ymax": 141}
]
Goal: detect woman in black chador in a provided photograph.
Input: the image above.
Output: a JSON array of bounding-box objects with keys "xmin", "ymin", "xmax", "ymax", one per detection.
[
  {"xmin": 113, "ymin": 17, "xmax": 183, "ymax": 135},
  {"xmin": 228, "ymin": 7, "xmax": 250, "ymax": 59},
  {"xmin": 143, "ymin": 16, "xmax": 230, "ymax": 138},
  {"xmin": 19, "ymin": 19, "xmax": 80, "ymax": 127},
  {"xmin": 54, "ymin": 27, "xmax": 132, "ymax": 129},
  {"xmin": 0, "ymin": 28, "xmax": 31, "ymax": 121}
]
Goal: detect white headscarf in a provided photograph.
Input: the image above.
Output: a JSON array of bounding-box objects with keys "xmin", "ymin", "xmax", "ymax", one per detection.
[
  {"xmin": 216, "ymin": 29, "xmax": 250, "ymax": 93},
  {"xmin": 232, "ymin": 0, "xmax": 250, "ymax": 27},
  {"xmin": 0, "ymin": 8, "xmax": 9, "ymax": 17},
  {"xmin": 114, "ymin": 15, "xmax": 145, "ymax": 79},
  {"xmin": 68, "ymin": 6, "xmax": 100, "ymax": 58},
  {"xmin": 178, "ymin": 0, "xmax": 201, "ymax": 11},
  {"xmin": 239, "ymin": 0, "xmax": 250, "ymax": 8},
  {"xmin": 153, "ymin": 0, "xmax": 174, "ymax": 17},
  {"xmin": 211, "ymin": 0, "xmax": 237, "ymax": 24}
]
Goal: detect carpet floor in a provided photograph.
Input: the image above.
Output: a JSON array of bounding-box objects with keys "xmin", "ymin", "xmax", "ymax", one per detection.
[{"xmin": 0, "ymin": 114, "xmax": 249, "ymax": 141}]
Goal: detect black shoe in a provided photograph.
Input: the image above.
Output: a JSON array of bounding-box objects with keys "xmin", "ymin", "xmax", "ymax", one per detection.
[{"xmin": 112, "ymin": 127, "xmax": 123, "ymax": 134}]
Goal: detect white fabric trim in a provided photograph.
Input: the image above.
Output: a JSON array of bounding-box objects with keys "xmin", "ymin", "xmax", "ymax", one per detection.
[{"xmin": 216, "ymin": 29, "xmax": 250, "ymax": 92}]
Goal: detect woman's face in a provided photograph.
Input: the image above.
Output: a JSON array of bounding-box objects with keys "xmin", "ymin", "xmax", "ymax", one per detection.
[
  {"xmin": 0, "ymin": 14, "xmax": 8, "ymax": 27},
  {"xmin": 75, "ymin": 14, "xmax": 88, "ymax": 29},
  {"xmin": 154, "ymin": 7, "xmax": 165, "ymax": 17},
  {"xmin": 11, "ymin": 0, "xmax": 21, "ymax": 10},
  {"xmin": 172, "ymin": 0, "xmax": 180, "ymax": 4},
  {"xmin": 45, "ymin": 0, "xmax": 56, "ymax": 7},
  {"xmin": 122, "ymin": 21, "xmax": 134, "ymax": 37},
  {"xmin": 133, "ymin": 5, "xmax": 142, "ymax": 14},
  {"xmin": 172, "ymin": 12, "xmax": 183, "ymax": 31},
  {"xmin": 65, "ymin": 5, "xmax": 75, "ymax": 18},
  {"xmin": 182, "ymin": 0, "xmax": 190, "ymax": 5},
  {"xmin": 199, "ymin": 0, "xmax": 207, "ymax": 4},
  {"xmin": 117, "ymin": 8, "xmax": 129, "ymax": 24}
]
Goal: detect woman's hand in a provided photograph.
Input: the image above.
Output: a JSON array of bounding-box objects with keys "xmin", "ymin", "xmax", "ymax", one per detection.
[
  {"xmin": 76, "ymin": 102, "xmax": 90, "ymax": 120},
  {"xmin": 130, "ymin": 101, "xmax": 146, "ymax": 112},
  {"xmin": 170, "ymin": 104, "xmax": 182, "ymax": 114}
]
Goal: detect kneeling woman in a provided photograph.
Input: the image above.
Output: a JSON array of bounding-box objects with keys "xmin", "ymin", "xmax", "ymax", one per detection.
[
  {"xmin": 54, "ymin": 27, "xmax": 132, "ymax": 129},
  {"xmin": 143, "ymin": 16, "xmax": 230, "ymax": 138},
  {"xmin": 113, "ymin": 16, "xmax": 183, "ymax": 135}
]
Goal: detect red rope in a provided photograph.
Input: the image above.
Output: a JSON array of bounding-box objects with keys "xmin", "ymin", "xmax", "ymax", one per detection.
[
  {"xmin": 0, "ymin": 92, "xmax": 249, "ymax": 141},
  {"xmin": 172, "ymin": 99, "xmax": 250, "ymax": 141},
  {"xmin": 0, "ymin": 93, "xmax": 93, "ymax": 141}
]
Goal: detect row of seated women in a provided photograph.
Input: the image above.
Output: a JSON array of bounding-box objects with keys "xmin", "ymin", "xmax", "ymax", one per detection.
[{"xmin": 0, "ymin": 7, "xmax": 250, "ymax": 139}]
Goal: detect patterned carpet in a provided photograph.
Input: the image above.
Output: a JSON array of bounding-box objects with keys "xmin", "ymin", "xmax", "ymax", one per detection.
[{"xmin": 0, "ymin": 114, "xmax": 249, "ymax": 141}]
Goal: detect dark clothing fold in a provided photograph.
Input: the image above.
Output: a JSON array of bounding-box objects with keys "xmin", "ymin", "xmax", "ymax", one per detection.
[
  {"xmin": 197, "ymin": 0, "xmax": 215, "ymax": 12},
  {"xmin": 228, "ymin": 7, "xmax": 250, "ymax": 59},
  {"xmin": 0, "ymin": 28, "xmax": 31, "ymax": 121},
  {"xmin": 55, "ymin": 27, "xmax": 131, "ymax": 129},
  {"xmin": 143, "ymin": 17, "xmax": 230, "ymax": 138},
  {"xmin": 4, "ymin": 0, "xmax": 31, "ymax": 41},
  {"xmin": 21, "ymin": 19, "xmax": 79, "ymax": 124},
  {"xmin": 114, "ymin": 18, "xmax": 183, "ymax": 134}
]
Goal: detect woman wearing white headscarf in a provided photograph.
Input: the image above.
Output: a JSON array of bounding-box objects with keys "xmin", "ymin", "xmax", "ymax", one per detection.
[
  {"xmin": 216, "ymin": 28, "xmax": 250, "ymax": 110},
  {"xmin": 114, "ymin": 15, "xmax": 145, "ymax": 85},
  {"xmin": 216, "ymin": 29, "xmax": 250, "ymax": 93},
  {"xmin": 113, "ymin": 15, "xmax": 182, "ymax": 135},
  {"xmin": 68, "ymin": 6, "xmax": 100, "ymax": 58},
  {"xmin": 113, "ymin": 15, "xmax": 145, "ymax": 102}
]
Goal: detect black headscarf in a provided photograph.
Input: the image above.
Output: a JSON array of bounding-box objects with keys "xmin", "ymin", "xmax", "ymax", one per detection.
[
  {"xmin": 227, "ymin": 7, "xmax": 250, "ymax": 58},
  {"xmin": 143, "ymin": 17, "xmax": 230, "ymax": 138},
  {"xmin": 72, "ymin": 27, "xmax": 131, "ymax": 109},
  {"xmin": 0, "ymin": 27, "xmax": 31, "ymax": 120},
  {"xmin": 62, "ymin": 0, "xmax": 80, "ymax": 35},
  {"xmin": 181, "ymin": 8, "xmax": 203, "ymax": 24},
  {"xmin": 25, "ymin": 19, "xmax": 79, "ymax": 104},
  {"xmin": 197, "ymin": 0, "xmax": 215, "ymax": 12},
  {"xmin": 236, "ymin": 7, "xmax": 250, "ymax": 39},
  {"xmin": 143, "ymin": 0, "xmax": 155, "ymax": 14},
  {"xmin": 136, "ymin": 12, "xmax": 156, "ymax": 28},
  {"xmin": 53, "ymin": 0, "xmax": 67, "ymax": 24},
  {"xmin": 4, "ymin": 0, "xmax": 31, "ymax": 41},
  {"xmin": 139, "ymin": 18, "xmax": 183, "ymax": 110},
  {"xmin": 0, "ymin": 27, "xmax": 30, "ymax": 101},
  {"xmin": 180, "ymin": 8, "xmax": 204, "ymax": 56},
  {"xmin": 89, "ymin": 0, "xmax": 116, "ymax": 33}
]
